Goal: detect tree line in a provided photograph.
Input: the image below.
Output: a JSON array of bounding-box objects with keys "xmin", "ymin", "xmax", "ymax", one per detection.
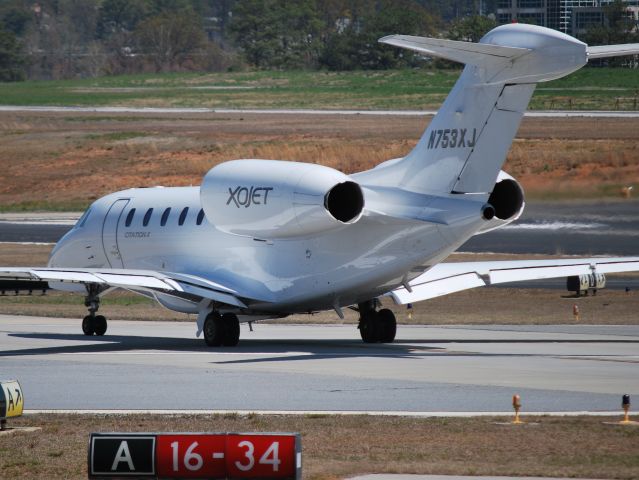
[{"xmin": 0, "ymin": 0, "xmax": 635, "ymax": 82}]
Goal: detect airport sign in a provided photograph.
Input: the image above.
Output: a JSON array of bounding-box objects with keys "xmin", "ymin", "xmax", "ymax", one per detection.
[
  {"xmin": 0, "ymin": 379, "xmax": 24, "ymax": 423},
  {"xmin": 88, "ymin": 432, "xmax": 301, "ymax": 479}
]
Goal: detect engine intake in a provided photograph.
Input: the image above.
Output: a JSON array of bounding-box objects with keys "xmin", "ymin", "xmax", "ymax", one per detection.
[{"xmin": 201, "ymin": 159, "xmax": 364, "ymax": 239}]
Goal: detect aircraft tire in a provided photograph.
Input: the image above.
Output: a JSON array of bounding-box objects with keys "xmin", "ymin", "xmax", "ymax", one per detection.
[
  {"xmin": 378, "ymin": 309, "xmax": 397, "ymax": 343},
  {"xmin": 221, "ymin": 313, "xmax": 240, "ymax": 347},
  {"xmin": 203, "ymin": 312, "xmax": 223, "ymax": 347},
  {"xmin": 359, "ymin": 312, "xmax": 380, "ymax": 343},
  {"xmin": 94, "ymin": 315, "xmax": 108, "ymax": 336},
  {"xmin": 82, "ymin": 315, "xmax": 95, "ymax": 336}
]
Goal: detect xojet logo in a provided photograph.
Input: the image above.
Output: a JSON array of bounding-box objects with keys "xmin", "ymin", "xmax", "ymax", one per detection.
[{"xmin": 227, "ymin": 186, "xmax": 274, "ymax": 208}]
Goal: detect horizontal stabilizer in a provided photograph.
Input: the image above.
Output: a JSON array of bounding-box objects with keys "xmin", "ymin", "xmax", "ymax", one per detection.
[
  {"xmin": 587, "ymin": 44, "xmax": 639, "ymax": 59},
  {"xmin": 379, "ymin": 34, "xmax": 531, "ymax": 66}
]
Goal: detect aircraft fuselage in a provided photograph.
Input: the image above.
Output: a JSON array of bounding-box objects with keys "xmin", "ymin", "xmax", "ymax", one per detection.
[{"xmin": 49, "ymin": 184, "xmax": 487, "ymax": 315}]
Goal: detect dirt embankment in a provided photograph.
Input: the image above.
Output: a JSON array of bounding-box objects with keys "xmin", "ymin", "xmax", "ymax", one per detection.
[{"xmin": 0, "ymin": 112, "xmax": 637, "ymax": 209}]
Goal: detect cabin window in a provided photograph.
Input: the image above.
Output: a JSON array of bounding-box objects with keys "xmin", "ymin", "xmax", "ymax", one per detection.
[
  {"xmin": 143, "ymin": 208, "xmax": 153, "ymax": 227},
  {"xmin": 161, "ymin": 207, "xmax": 171, "ymax": 226},
  {"xmin": 196, "ymin": 208, "xmax": 205, "ymax": 225},
  {"xmin": 179, "ymin": 207, "xmax": 189, "ymax": 226},
  {"xmin": 125, "ymin": 208, "xmax": 136, "ymax": 227}
]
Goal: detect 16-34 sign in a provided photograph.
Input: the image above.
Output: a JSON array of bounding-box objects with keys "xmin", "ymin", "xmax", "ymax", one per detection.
[{"xmin": 89, "ymin": 432, "xmax": 301, "ymax": 480}]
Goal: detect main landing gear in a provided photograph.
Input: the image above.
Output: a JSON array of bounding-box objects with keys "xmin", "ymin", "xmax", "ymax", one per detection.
[
  {"xmin": 82, "ymin": 285, "xmax": 107, "ymax": 336},
  {"xmin": 357, "ymin": 300, "xmax": 397, "ymax": 343},
  {"xmin": 203, "ymin": 311, "xmax": 241, "ymax": 347}
]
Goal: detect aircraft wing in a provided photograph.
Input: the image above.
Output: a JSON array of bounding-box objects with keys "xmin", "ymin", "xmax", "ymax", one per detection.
[
  {"xmin": 0, "ymin": 267, "xmax": 248, "ymax": 308},
  {"xmin": 390, "ymin": 257, "xmax": 639, "ymax": 304},
  {"xmin": 587, "ymin": 44, "xmax": 639, "ymax": 59}
]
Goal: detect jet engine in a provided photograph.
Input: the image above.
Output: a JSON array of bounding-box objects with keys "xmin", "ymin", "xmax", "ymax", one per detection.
[
  {"xmin": 478, "ymin": 171, "xmax": 525, "ymax": 233},
  {"xmin": 201, "ymin": 159, "xmax": 364, "ymax": 239}
]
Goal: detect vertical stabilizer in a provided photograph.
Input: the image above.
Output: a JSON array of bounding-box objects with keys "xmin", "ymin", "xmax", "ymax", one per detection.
[{"xmin": 356, "ymin": 24, "xmax": 589, "ymax": 195}]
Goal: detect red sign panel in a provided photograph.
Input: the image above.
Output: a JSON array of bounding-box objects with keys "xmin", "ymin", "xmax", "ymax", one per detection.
[
  {"xmin": 226, "ymin": 434, "xmax": 297, "ymax": 479},
  {"xmin": 156, "ymin": 434, "xmax": 227, "ymax": 479},
  {"xmin": 90, "ymin": 432, "xmax": 301, "ymax": 480}
]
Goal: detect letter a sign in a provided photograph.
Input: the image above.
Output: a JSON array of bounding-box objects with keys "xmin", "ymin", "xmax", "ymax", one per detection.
[
  {"xmin": 89, "ymin": 434, "xmax": 156, "ymax": 478},
  {"xmin": 111, "ymin": 441, "xmax": 135, "ymax": 471}
]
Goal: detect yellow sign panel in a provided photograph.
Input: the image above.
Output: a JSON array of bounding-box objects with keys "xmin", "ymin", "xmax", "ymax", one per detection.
[{"xmin": 0, "ymin": 380, "xmax": 24, "ymax": 418}]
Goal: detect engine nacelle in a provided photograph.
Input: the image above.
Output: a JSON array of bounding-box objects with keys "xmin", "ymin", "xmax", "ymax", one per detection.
[
  {"xmin": 201, "ymin": 159, "xmax": 364, "ymax": 239},
  {"xmin": 477, "ymin": 171, "xmax": 525, "ymax": 234}
]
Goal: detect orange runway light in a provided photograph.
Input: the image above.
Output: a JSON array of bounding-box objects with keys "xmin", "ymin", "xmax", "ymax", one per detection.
[{"xmin": 512, "ymin": 394, "xmax": 523, "ymax": 424}]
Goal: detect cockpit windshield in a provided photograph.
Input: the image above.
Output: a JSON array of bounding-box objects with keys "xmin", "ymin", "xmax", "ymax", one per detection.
[{"xmin": 74, "ymin": 208, "xmax": 92, "ymax": 229}]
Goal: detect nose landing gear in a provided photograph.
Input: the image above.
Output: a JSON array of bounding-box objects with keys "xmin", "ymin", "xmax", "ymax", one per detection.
[{"xmin": 357, "ymin": 301, "xmax": 397, "ymax": 343}]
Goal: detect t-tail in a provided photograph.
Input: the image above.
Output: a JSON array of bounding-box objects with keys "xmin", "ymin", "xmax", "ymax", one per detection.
[{"xmin": 357, "ymin": 24, "xmax": 639, "ymax": 197}]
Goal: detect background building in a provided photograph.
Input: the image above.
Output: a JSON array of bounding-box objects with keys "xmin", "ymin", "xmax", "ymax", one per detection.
[
  {"xmin": 496, "ymin": 0, "xmax": 639, "ymax": 36},
  {"xmin": 497, "ymin": 0, "xmax": 547, "ymax": 28}
]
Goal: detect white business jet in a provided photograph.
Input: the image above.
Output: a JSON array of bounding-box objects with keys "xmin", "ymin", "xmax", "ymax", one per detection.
[{"xmin": 3, "ymin": 24, "xmax": 639, "ymax": 346}]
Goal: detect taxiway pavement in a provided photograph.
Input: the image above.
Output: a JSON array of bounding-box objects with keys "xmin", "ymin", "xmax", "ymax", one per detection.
[{"xmin": 1, "ymin": 316, "xmax": 637, "ymax": 413}]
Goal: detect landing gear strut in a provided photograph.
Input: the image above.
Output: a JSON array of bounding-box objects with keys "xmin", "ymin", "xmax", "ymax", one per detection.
[
  {"xmin": 82, "ymin": 285, "xmax": 108, "ymax": 336},
  {"xmin": 203, "ymin": 311, "xmax": 240, "ymax": 347},
  {"xmin": 358, "ymin": 300, "xmax": 396, "ymax": 344}
]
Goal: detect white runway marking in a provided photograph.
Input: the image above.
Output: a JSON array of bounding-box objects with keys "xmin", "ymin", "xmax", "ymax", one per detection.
[
  {"xmin": 24, "ymin": 409, "xmax": 622, "ymax": 417},
  {"xmin": 0, "ymin": 241, "xmax": 55, "ymax": 246},
  {"xmin": 505, "ymin": 221, "xmax": 605, "ymax": 231},
  {"xmin": 59, "ymin": 351, "xmax": 315, "ymax": 356},
  {"xmin": 0, "ymin": 220, "xmax": 76, "ymax": 226}
]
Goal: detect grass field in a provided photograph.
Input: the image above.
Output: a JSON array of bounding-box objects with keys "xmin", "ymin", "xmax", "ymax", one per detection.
[
  {"xmin": 0, "ymin": 68, "xmax": 637, "ymax": 111},
  {"xmin": 1, "ymin": 414, "xmax": 638, "ymax": 479}
]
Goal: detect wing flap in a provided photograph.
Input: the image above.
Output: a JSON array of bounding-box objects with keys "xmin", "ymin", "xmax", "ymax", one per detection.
[
  {"xmin": 0, "ymin": 268, "xmax": 42, "ymax": 280},
  {"xmin": 92, "ymin": 272, "xmax": 170, "ymax": 290},
  {"xmin": 391, "ymin": 257, "xmax": 639, "ymax": 304},
  {"xmin": 32, "ymin": 270, "xmax": 101, "ymax": 283},
  {"xmin": 175, "ymin": 282, "xmax": 246, "ymax": 308},
  {"xmin": 489, "ymin": 264, "xmax": 589, "ymax": 284},
  {"xmin": 594, "ymin": 258, "xmax": 639, "ymax": 274},
  {"xmin": 394, "ymin": 272, "xmax": 485, "ymax": 304},
  {"xmin": 0, "ymin": 267, "xmax": 250, "ymax": 309}
]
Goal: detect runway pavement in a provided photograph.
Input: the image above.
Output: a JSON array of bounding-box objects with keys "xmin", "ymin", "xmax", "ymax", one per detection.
[
  {"xmin": 1, "ymin": 202, "xmax": 638, "ymax": 414},
  {"xmin": 466, "ymin": 201, "xmax": 639, "ymax": 256},
  {"xmin": 1, "ymin": 316, "xmax": 637, "ymax": 413}
]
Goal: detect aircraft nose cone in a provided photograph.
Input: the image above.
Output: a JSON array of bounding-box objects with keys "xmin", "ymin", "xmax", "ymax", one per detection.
[
  {"xmin": 48, "ymin": 239, "xmax": 68, "ymax": 267},
  {"xmin": 48, "ymin": 229, "xmax": 81, "ymax": 268}
]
